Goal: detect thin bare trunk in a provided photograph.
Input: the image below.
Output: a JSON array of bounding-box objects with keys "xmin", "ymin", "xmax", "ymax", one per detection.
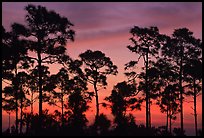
[
  {"xmin": 31, "ymin": 92, "xmax": 33, "ymax": 115},
  {"xmin": 193, "ymin": 78, "xmax": 198, "ymax": 136},
  {"xmin": 20, "ymin": 96, "xmax": 23, "ymax": 134},
  {"xmin": 149, "ymin": 98, "xmax": 151, "ymax": 128},
  {"xmin": 8, "ymin": 112, "xmax": 11, "ymax": 134},
  {"xmin": 166, "ymin": 106, "xmax": 169, "ymax": 133},
  {"xmin": 26, "ymin": 118, "xmax": 29, "ymax": 134},
  {"xmin": 145, "ymin": 52, "xmax": 149, "ymax": 129},
  {"xmin": 61, "ymin": 94, "xmax": 64, "ymax": 126},
  {"xmin": 14, "ymin": 67, "xmax": 18, "ymax": 134},
  {"xmin": 37, "ymin": 41, "xmax": 43, "ymax": 132},
  {"xmin": 94, "ymin": 82, "xmax": 99, "ymax": 126},
  {"xmin": 179, "ymin": 48, "xmax": 184, "ymax": 134},
  {"xmin": 170, "ymin": 113, "xmax": 172, "ymax": 134}
]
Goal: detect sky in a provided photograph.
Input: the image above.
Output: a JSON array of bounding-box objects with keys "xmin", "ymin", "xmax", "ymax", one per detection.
[{"xmin": 2, "ymin": 2, "xmax": 202, "ymax": 136}]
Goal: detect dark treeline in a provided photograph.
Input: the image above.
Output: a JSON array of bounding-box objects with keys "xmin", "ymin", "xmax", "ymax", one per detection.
[{"xmin": 2, "ymin": 4, "xmax": 202, "ymax": 136}]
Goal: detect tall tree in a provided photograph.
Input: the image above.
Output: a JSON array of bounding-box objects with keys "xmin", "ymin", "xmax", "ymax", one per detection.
[
  {"xmin": 183, "ymin": 58, "xmax": 202, "ymax": 136},
  {"xmin": 137, "ymin": 65, "xmax": 162, "ymax": 128},
  {"xmin": 125, "ymin": 26, "xmax": 166, "ymax": 128},
  {"xmin": 15, "ymin": 4, "xmax": 75, "ymax": 131},
  {"xmin": 24, "ymin": 65, "xmax": 50, "ymax": 116},
  {"xmin": 48, "ymin": 68, "xmax": 72, "ymax": 126},
  {"xmin": 2, "ymin": 24, "xmax": 30, "ymax": 134},
  {"xmin": 2, "ymin": 87, "xmax": 16, "ymax": 131},
  {"xmin": 26, "ymin": 70, "xmax": 39, "ymax": 115},
  {"xmin": 15, "ymin": 72, "xmax": 30, "ymax": 134},
  {"xmin": 79, "ymin": 50, "xmax": 118, "ymax": 127},
  {"xmin": 157, "ymin": 84, "xmax": 180, "ymax": 134},
  {"xmin": 153, "ymin": 58, "xmax": 180, "ymax": 134},
  {"xmin": 2, "ymin": 72, "xmax": 30, "ymax": 135},
  {"xmin": 2, "ymin": 26, "xmax": 16, "ymax": 133},
  {"xmin": 162, "ymin": 28, "xmax": 202, "ymax": 134},
  {"xmin": 2, "ymin": 26, "xmax": 14, "ymax": 80}
]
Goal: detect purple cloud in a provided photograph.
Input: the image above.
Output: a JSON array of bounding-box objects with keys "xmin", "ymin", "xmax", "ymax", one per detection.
[{"xmin": 2, "ymin": 2, "xmax": 202, "ymax": 39}]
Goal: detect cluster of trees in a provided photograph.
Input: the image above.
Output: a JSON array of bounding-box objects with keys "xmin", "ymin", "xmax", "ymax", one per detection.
[
  {"xmin": 2, "ymin": 4, "xmax": 202, "ymax": 136},
  {"xmin": 124, "ymin": 26, "xmax": 202, "ymax": 136}
]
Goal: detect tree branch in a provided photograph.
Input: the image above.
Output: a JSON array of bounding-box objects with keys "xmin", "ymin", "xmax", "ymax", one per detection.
[
  {"xmin": 2, "ymin": 79, "xmax": 12, "ymax": 86},
  {"xmin": 41, "ymin": 55, "xmax": 58, "ymax": 61},
  {"xmin": 25, "ymin": 56, "xmax": 38, "ymax": 61},
  {"xmin": 87, "ymin": 78, "xmax": 94, "ymax": 84}
]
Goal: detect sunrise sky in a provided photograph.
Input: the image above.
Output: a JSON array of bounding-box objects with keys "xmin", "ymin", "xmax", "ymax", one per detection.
[{"xmin": 2, "ymin": 2, "xmax": 202, "ymax": 135}]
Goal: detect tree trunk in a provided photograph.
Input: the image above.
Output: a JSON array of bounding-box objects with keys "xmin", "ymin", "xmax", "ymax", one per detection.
[
  {"xmin": 178, "ymin": 45, "xmax": 184, "ymax": 135},
  {"xmin": 145, "ymin": 52, "xmax": 149, "ymax": 129},
  {"xmin": 193, "ymin": 78, "xmax": 198, "ymax": 136},
  {"xmin": 179, "ymin": 57, "xmax": 184, "ymax": 134},
  {"xmin": 15, "ymin": 92, "xmax": 19, "ymax": 135},
  {"xmin": 170, "ymin": 113, "xmax": 172, "ymax": 134},
  {"xmin": 61, "ymin": 94, "xmax": 64, "ymax": 126},
  {"xmin": 31, "ymin": 92, "xmax": 33, "ymax": 115},
  {"xmin": 14, "ymin": 67, "xmax": 18, "ymax": 134},
  {"xmin": 26, "ymin": 118, "xmax": 29, "ymax": 134},
  {"xmin": 166, "ymin": 106, "xmax": 169, "ymax": 133},
  {"xmin": 20, "ymin": 93, "xmax": 23, "ymax": 134},
  {"xmin": 37, "ymin": 49, "xmax": 43, "ymax": 132},
  {"xmin": 8, "ymin": 112, "xmax": 11, "ymax": 134},
  {"xmin": 94, "ymin": 82, "xmax": 99, "ymax": 127},
  {"xmin": 149, "ymin": 98, "xmax": 151, "ymax": 128}
]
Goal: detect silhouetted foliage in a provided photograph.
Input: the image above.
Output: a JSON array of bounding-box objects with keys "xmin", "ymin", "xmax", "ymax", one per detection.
[
  {"xmin": 2, "ymin": 24, "xmax": 32, "ymax": 134},
  {"xmin": 173, "ymin": 127, "xmax": 186, "ymax": 136},
  {"xmin": 79, "ymin": 50, "xmax": 118, "ymax": 129},
  {"xmin": 15, "ymin": 72, "xmax": 30, "ymax": 134},
  {"xmin": 157, "ymin": 84, "xmax": 180, "ymax": 134},
  {"xmin": 2, "ymin": 26, "xmax": 14, "ymax": 80},
  {"xmin": 66, "ymin": 90, "xmax": 89, "ymax": 135},
  {"xmin": 2, "ymin": 5, "xmax": 202, "ymax": 135},
  {"xmin": 126, "ymin": 26, "xmax": 167, "ymax": 128},
  {"xmin": 183, "ymin": 58, "xmax": 202, "ymax": 136},
  {"xmin": 162, "ymin": 28, "xmax": 202, "ymax": 134},
  {"xmin": 65, "ymin": 73, "xmax": 90, "ymax": 135},
  {"xmin": 9, "ymin": 4, "xmax": 75, "ymax": 131},
  {"xmin": 47, "ymin": 68, "xmax": 72, "ymax": 126},
  {"xmin": 137, "ymin": 65, "xmax": 162, "ymax": 127},
  {"xmin": 104, "ymin": 81, "xmax": 143, "ymax": 135},
  {"xmin": 150, "ymin": 58, "xmax": 180, "ymax": 134},
  {"xmin": 96, "ymin": 114, "xmax": 111, "ymax": 135},
  {"xmin": 2, "ymin": 72, "xmax": 30, "ymax": 134}
]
